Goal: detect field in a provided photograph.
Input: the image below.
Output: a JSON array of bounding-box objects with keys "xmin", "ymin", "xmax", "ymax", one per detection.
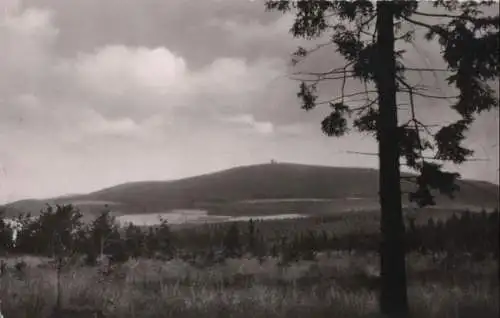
[
  {"xmin": 0, "ymin": 252, "xmax": 497, "ymax": 318},
  {"xmin": 0, "ymin": 208, "xmax": 498, "ymax": 318}
]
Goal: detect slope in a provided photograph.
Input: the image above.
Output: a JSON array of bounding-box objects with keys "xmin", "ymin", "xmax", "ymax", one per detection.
[{"xmin": 2, "ymin": 163, "xmax": 498, "ymax": 217}]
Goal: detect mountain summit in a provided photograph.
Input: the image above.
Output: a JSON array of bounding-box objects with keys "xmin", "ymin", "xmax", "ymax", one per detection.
[{"xmin": 2, "ymin": 163, "xmax": 498, "ymax": 218}]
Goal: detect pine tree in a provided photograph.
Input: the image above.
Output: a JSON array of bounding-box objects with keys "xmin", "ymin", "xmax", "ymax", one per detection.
[
  {"xmin": 89, "ymin": 209, "xmax": 116, "ymax": 260},
  {"xmin": 265, "ymin": 1, "xmax": 498, "ymax": 316},
  {"xmin": 34, "ymin": 205, "xmax": 84, "ymax": 316},
  {"xmin": 246, "ymin": 218, "xmax": 256, "ymax": 255},
  {"xmin": 107, "ymin": 227, "xmax": 128, "ymax": 264},
  {"xmin": 0, "ymin": 211, "xmax": 13, "ymax": 255},
  {"xmin": 124, "ymin": 223, "xmax": 146, "ymax": 259},
  {"xmin": 156, "ymin": 218, "xmax": 175, "ymax": 259},
  {"xmin": 222, "ymin": 223, "xmax": 242, "ymax": 258}
]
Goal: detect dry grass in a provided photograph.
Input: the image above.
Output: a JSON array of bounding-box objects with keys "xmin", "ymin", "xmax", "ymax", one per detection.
[{"xmin": 0, "ymin": 252, "xmax": 497, "ymax": 318}]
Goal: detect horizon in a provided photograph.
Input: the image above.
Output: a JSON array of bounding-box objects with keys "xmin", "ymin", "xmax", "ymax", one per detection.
[
  {"xmin": 3, "ymin": 161, "xmax": 499, "ymax": 205},
  {"xmin": 0, "ymin": 0, "xmax": 498, "ymax": 204}
]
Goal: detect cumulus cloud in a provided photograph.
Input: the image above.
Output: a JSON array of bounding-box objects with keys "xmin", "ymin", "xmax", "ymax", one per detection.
[
  {"xmin": 222, "ymin": 114, "xmax": 275, "ymax": 135},
  {"xmin": 0, "ymin": 1, "xmax": 293, "ymax": 202},
  {"xmin": 74, "ymin": 46, "xmax": 188, "ymax": 98},
  {"xmin": 0, "ymin": 2, "xmax": 285, "ymax": 137}
]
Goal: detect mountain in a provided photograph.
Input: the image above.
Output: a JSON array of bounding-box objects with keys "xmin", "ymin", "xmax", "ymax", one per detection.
[{"xmin": 1, "ymin": 163, "xmax": 498, "ymax": 218}]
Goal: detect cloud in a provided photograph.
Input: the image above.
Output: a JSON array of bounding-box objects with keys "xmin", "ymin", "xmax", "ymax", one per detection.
[
  {"xmin": 0, "ymin": 0, "xmax": 497, "ymax": 203},
  {"xmin": 0, "ymin": 3, "xmax": 285, "ymax": 137},
  {"xmin": 0, "ymin": 5, "xmax": 58, "ymax": 96},
  {"xmin": 221, "ymin": 114, "xmax": 275, "ymax": 135},
  {"xmin": 79, "ymin": 113, "xmax": 140, "ymax": 137},
  {"xmin": 74, "ymin": 46, "xmax": 188, "ymax": 97},
  {"xmin": 206, "ymin": 11, "xmax": 296, "ymax": 47},
  {"xmin": 0, "ymin": 2, "xmax": 294, "ymax": 202}
]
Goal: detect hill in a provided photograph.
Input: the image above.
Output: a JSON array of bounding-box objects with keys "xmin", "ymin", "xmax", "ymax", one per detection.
[{"xmin": 1, "ymin": 163, "xmax": 498, "ymax": 218}]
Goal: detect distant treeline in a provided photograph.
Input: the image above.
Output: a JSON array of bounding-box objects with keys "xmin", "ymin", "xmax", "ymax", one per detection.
[{"xmin": 0, "ymin": 205, "xmax": 498, "ymax": 267}]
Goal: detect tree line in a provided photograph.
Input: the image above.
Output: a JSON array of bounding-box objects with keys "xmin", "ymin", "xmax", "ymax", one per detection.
[{"xmin": 1, "ymin": 205, "xmax": 497, "ymax": 267}]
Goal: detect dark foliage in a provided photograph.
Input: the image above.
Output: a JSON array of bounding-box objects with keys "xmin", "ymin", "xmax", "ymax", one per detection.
[
  {"xmin": 264, "ymin": 2, "xmax": 498, "ymax": 315},
  {"xmin": 0, "ymin": 211, "xmax": 13, "ymax": 254},
  {"xmin": 1, "ymin": 205, "xmax": 497, "ymax": 267}
]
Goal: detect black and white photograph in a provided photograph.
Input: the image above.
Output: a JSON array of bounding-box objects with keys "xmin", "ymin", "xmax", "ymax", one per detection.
[{"xmin": 0, "ymin": 0, "xmax": 498, "ymax": 317}]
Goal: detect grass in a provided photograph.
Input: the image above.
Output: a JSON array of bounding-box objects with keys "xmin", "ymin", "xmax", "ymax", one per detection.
[
  {"xmin": 0, "ymin": 252, "xmax": 497, "ymax": 318},
  {"xmin": 1, "ymin": 204, "xmax": 497, "ymax": 317}
]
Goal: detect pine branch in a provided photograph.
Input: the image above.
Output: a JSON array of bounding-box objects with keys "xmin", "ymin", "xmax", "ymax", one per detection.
[
  {"xmin": 358, "ymin": 13, "xmax": 377, "ymax": 30},
  {"xmin": 316, "ymin": 91, "xmax": 378, "ymax": 105},
  {"xmin": 293, "ymin": 65, "xmax": 356, "ymax": 77},
  {"xmin": 412, "ymin": 11, "xmax": 467, "ymax": 19},
  {"xmin": 396, "ymin": 75, "xmax": 427, "ymax": 168},
  {"xmin": 351, "ymin": 99, "xmax": 378, "ymax": 113},
  {"xmin": 340, "ymin": 63, "xmax": 349, "ymax": 104},
  {"xmin": 402, "ymin": 15, "xmax": 446, "ymax": 35},
  {"xmin": 412, "ymin": 10, "xmax": 499, "ymax": 26},
  {"xmin": 399, "ymin": 89, "xmax": 459, "ymax": 100},
  {"xmin": 404, "ymin": 67, "xmax": 449, "ymax": 72},
  {"xmin": 401, "ymin": 119, "xmax": 435, "ymax": 136},
  {"xmin": 289, "ymin": 75, "xmax": 357, "ymax": 82},
  {"xmin": 291, "ymin": 42, "xmax": 336, "ymax": 66}
]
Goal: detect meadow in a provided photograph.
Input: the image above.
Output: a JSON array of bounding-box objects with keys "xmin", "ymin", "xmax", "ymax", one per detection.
[
  {"xmin": 0, "ymin": 252, "xmax": 497, "ymax": 318},
  {"xmin": 0, "ymin": 207, "xmax": 498, "ymax": 318}
]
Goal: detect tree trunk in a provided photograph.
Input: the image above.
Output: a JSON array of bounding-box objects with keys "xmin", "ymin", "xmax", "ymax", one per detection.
[
  {"xmin": 100, "ymin": 236, "xmax": 104, "ymax": 260},
  {"xmin": 55, "ymin": 256, "xmax": 63, "ymax": 317},
  {"xmin": 375, "ymin": 2, "xmax": 409, "ymax": 317}
]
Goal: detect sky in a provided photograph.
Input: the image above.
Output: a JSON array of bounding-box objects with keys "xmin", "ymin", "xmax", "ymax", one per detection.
[{"xmin": 0, "ymin": 0, "xmax": 498, "ymax": 203}]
